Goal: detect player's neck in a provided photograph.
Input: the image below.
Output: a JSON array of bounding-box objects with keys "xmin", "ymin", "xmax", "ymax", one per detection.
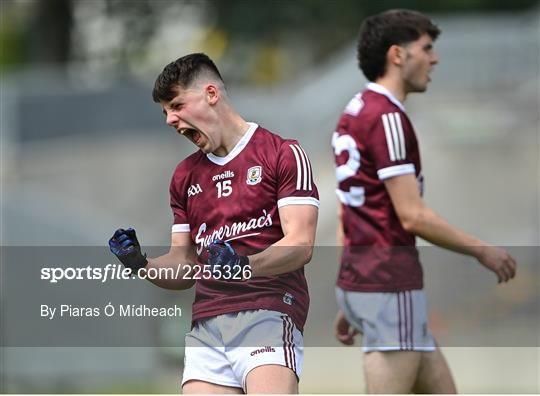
[
  {"xmin": 212, "ymin": 111, "xmax": 249, "ymax": 157},
  {"xmin": 374, "ymin": 77, "xmax": 407, "ymax": 103}
]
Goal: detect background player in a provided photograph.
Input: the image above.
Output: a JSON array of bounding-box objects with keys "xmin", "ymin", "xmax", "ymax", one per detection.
[
  {"xmin": 331, "ymin": 9, "xmax": 517, "ymax": 393},
  {"xmin": 109, "ymin": 53, "xmax": 319, "ymax": 394}
]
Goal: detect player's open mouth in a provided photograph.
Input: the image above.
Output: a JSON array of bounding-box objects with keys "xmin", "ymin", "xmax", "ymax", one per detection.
[{"xmin": 181, "ymin": 128, "xmax": 202, "ymax": 145}]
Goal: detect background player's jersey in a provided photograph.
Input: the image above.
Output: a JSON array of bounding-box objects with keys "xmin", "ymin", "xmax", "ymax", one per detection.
[
  {"xmin": 333, "ymin": 83, "xmax": 424, "ymax": 292},
  {"xmin": 170, "ymin": 123, "xmax": 319, "ymax": 331}
]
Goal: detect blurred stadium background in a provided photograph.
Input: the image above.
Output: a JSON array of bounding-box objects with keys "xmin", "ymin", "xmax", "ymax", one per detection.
[{"xmin": 1, "ymin": 0, "xmax": 539, "ymax": 393}]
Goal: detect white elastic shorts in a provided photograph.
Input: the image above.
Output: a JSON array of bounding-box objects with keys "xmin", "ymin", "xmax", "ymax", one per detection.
[
  {"xmin": 182, "ymin": 309, "xmax": 303, "ymax": 390},
  {"xmin": 336, "ymin": 287, "xmax": 436, "ymax": 352}
]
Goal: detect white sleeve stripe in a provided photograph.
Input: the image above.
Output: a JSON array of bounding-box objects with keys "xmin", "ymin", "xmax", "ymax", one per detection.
[
  {"xmin": 296, "ymin": 144, "xmax": 309, "ymax": 191},
  {"xmin": 289, "ymin": 144, "xmax": 314, "ymax": 191},
  {"xmin": 382, "ymin": 114, "xmax": 396, "ymax": 161},
  {"xmin": 278, "ymin": 196, "xmax": 319, "ymax": 208},
  {"xmin": 382, "ymin": 113, "xmax": 407, "ymax": 161},
  {"xmin": 298, "ymin": 146, "xmax": 311, "ymax": 191},
  {"xmin": 394, "ymin": 112, "xmax": 406, "ymax": 159},
  {"xmin": 377, "ymin": 164, "xmax": 415, "ymax": 180},
  {"xmin": 298, "ymin": 145, "xmax": 313, "ymax": 191},
  {"xmin": 171, "ymin": 224, "xmax": 190, "ymax": 233},
  {"xmin": 388, "ymin": 113, "xmax": 401, "ymax": 160},
  {"xmin": 289, "ymin": 144, "xmax": 303, "ymax": 190}
]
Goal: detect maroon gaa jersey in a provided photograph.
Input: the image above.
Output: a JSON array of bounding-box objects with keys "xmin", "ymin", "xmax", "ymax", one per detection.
[
  {"xmin": 170, "ymin": 123, "xmax": 319, "ymax": 331},
  {"xmin": 333, "ymin": 83, "xmax": 424, "ymax": 292}
]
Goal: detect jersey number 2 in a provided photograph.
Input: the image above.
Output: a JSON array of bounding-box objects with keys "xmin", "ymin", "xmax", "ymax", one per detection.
[
  {"xmin": 216, "ymin": 180, "xmax": 232, "ymax": 198},
  {"xmin": 332, "ymin": 133, "xmax": 365, "ymax": 207}
]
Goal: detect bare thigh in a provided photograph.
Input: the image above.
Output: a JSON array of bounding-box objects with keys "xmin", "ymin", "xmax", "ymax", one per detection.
[
  {"xmin": 182, "ymin": 380, "xmax": 243, "ymax": 394},
  {"xmin": 364, "ymin": 350, "xmax": 422, "ymax": 393},
  {"xmin": 412, "ymin": 346, "xmax": 457, "ymax": 394},
  {"xmin": 245, "ymin": 364, "xmax": 298, "ymax": 394}
]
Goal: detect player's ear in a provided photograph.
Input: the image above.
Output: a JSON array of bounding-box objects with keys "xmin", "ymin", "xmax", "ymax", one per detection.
[
  {"xmin": 205, "ymin": 84, "xmax": 219, "ymax": 105},
  {"xmin": 388, "ymin": 44, "xmax": 406, "ymax": 66}
]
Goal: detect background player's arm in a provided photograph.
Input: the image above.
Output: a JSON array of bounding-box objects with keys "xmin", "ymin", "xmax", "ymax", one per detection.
[
  {"xmin": 334, "ymin": 309, "xmax": 359, "ymax": 345},
  {"xmin": 248, "ymin": 204, "xmax": 318, "ymax": 277},
  {"xmin": 142, "ymin": 232, "xmax": 196, "ymax": 290},
  {"xmin": 384, "ymin": 173, "xmax": 516, "ymax": 283},
  {"xmin": 337, "ymin": 204, "xmax": 345, "ymax": 247},
  {"xmin": 334, "ymin": 204, "xmax": 355, "ymax": 343}
]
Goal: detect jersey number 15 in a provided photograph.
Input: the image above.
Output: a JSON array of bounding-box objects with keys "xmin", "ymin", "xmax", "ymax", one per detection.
[{"xmin": 216, "ymin": 180, "xmax": 232, "ymax": 198}]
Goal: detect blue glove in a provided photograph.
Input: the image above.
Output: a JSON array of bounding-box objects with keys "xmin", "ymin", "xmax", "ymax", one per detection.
[
  {"xmin": 108, "ymin": 228, "xmax": 148, "ymax": 272},
  {"xmin": 206, "ymin": 240, "xmax": 249, "ymax": 279}
]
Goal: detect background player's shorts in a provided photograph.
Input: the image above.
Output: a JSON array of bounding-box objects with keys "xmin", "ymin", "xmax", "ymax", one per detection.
[
  {"xmin": 336, "ymin": 287, "xmax": 436, "ymax": 352},
  {"xmin": 181, "ymin": 309, "xmax": 303, "ymax": 390}
]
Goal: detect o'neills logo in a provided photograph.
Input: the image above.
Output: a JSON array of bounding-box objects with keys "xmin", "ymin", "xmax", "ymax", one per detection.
[
  {"xmin": 212, "ymin": 170, "xmax": 235, "ymax": 181},
  {"xmin": 195, "ymin": 210, "xmax": 273, "ymax": 254},
  {"xmin": 250, "ymin": 346, "xmax": 276, "ymax": 356}
]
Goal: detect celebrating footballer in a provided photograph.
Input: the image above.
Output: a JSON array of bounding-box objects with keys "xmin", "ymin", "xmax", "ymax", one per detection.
[{"xmin": 109, "ymin": 53, "xmax": 319, "ymax": 394}]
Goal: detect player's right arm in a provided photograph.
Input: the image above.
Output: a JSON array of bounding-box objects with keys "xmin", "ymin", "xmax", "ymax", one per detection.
[
  {"xmin": 142, "ymin": 231, "xmax": 196, "ymax": 290},
  {"xmin": 334, "ymin": 309, "xmax": 359, "ymax": 346},
  {"xmin": 384, "ymin": 173, "xmax": 517, "ymax": 283},
  {"xmin": 334, "ymin": 158, "xmax": 354, "ymax": 344},
  {"xmin": 109, "ymin": 228, "xmax": 196, "ymax": 290},
  {"xmin": 336, "ymin": 204, "xmax": 345, "ymax": 249}
]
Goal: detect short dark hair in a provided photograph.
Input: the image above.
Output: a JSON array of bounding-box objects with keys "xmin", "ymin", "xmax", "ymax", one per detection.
[
  {"xmin": 152, "ymin": 53, "xmax": 224, "ymax": 102},
  {"xmin": 357, "ymin": 9, "xmax": 440, "ymax": 82}
]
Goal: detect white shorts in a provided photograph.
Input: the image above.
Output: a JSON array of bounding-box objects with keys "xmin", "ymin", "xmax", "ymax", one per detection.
[
  {"xmin": 336, "ymin": 287, "xmax": 436, "ymax": 352},
  {"xmin": 182, "ymin": 309, "xmax": 303, "ymax": 390}
]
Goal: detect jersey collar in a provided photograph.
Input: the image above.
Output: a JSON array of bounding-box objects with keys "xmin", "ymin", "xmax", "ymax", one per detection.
[
  {"xmin": 206, "ymin": 122, "xmax": 258, "ymax": 166},
  {"xmin": 366, "ymin": 82, "xmax": 406, "ymax": 112}
]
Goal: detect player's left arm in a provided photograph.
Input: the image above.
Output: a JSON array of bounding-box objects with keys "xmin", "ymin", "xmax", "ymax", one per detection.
[
  {"xmin": 206, "ymin": 141, "xmax": 319, "ymax": 278},
  {"xmin": 246, "ymin": 140, "xmax": 319, "ymax": 277},
  {"xmin": 385, "ymin": 173, "xmax": 517, "ymax": 283},
  {"xmin": 247, "ymin": 204, "xmax": 318, "ymax": 277}
]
